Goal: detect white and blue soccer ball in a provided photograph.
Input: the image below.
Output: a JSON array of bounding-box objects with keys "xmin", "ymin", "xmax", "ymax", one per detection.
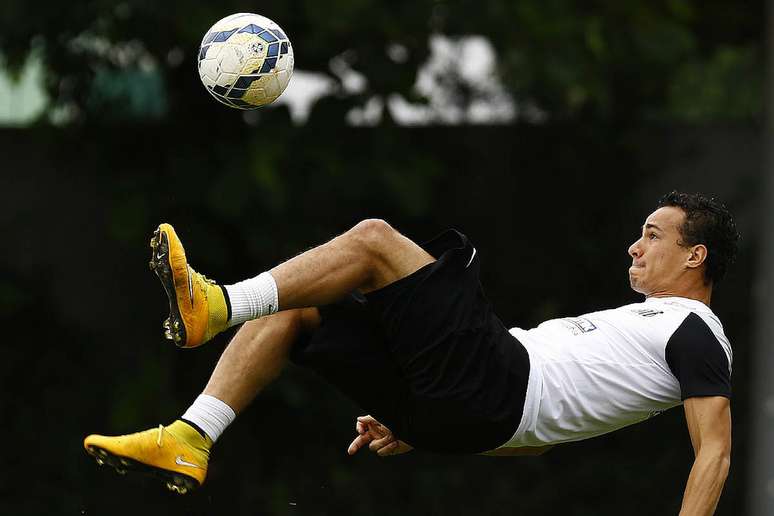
[{"xmin": 197, "ymin": 13, "xmax": 294, "ymax": 109}]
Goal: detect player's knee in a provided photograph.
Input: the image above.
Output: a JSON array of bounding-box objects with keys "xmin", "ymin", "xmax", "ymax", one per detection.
[
  {"xmin": 271, "ymin": 309, "xmax": 321, "ymax": 338},
  {"xmin": 348, "ymin": 218, "xmax": 396, "ymax": 257},
  {"xmin": 298, "ymin": 307, "xmax": 321, "ymax": 333}
]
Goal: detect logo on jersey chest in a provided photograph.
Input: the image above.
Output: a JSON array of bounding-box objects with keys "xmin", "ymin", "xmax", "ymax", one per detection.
[
  {"xmin": 631, "ymin": 308, "xmax": 664, "ymax": 318},
  {"xmin": 561, "ymin": 317, "xmax": 598, "ymax": 335}
]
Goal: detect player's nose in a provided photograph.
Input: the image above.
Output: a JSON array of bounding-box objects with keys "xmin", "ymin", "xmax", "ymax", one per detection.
[{"xmin": 628, "ymin": 239, "xmax": 642, "ymax": 258}]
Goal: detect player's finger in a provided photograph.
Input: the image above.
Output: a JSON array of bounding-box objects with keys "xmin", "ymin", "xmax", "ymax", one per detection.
[
  {"xmin": 377, "ymin": 441, "xmax": 399, "ymax": 457},
  {"xmin": 356, "ymin": 420, "xmax": 366, "ymax": 434},
  {"xmin": 369, "ymin": 434, "xmax": 394, "ymax": 451},
  {"xmin": 394, "ymin": 441, "xmax": 413, "ymax": 454},
  {"xmin": 366, "ymin": 424, "xmax": 387, "ymax": 439},
  {"xmin": 347, "ymin": 433, "xmax": 372, "ymax": 455},
  {"xmin": 358, "ymin": 416, "xmax": 391, "ymax": 436},
  {"xmin": 357, "ymin": 415, "xmax": 379, "ymax": 425}
]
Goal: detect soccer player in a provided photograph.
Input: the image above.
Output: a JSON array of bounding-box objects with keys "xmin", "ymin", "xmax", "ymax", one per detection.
[{"xmin": 85, "ymin": 192, "xmax": 737, "ymax": 515}]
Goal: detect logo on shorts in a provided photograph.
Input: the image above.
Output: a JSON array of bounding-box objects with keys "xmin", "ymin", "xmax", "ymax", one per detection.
[{"xmin": 465, "ymin": 247, "xmax": 477, "ymax": 268}]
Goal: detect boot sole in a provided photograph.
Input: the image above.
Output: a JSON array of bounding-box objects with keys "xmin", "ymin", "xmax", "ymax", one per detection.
[
  {"xmin": 85, "ymin": 444, "xmax": 200, "ymax": 494},
  {"xmin": 149, "ymin": 227, "xmax": 187, "ymax": 347}
]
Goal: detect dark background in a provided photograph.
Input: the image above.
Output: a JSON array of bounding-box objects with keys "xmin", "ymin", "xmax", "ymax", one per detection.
[{"xmin": 0, "ymin": 1, "xmax": 764, "ymax": 515}]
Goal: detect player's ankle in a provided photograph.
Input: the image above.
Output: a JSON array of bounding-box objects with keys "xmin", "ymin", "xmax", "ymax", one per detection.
[
  {"xmin": 180, "ymin": 418, "xmax": 209, "ymax": 440},
  {"xmin": 180, "ymin": 394, "xmax": 236, "ymax": 443},
  {"xmin": 225, "ymin": 271, "xmax": 279, "ymax": 326}
]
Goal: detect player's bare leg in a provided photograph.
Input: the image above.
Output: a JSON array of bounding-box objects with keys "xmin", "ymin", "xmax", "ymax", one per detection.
[
  {"xmin": 202, "ymin": 308, "xmax": 320, "ymax": 414},
  {"xmin": 270, "ymin": 218, "xmax": 435, "ymax": 308},
  {"xmin": 84, "ymin": 307, "xmax": 320, "ymax": 492},
  {"xmin": 152, "ymin": 218, "xmax": 434, "ymax": 349}
]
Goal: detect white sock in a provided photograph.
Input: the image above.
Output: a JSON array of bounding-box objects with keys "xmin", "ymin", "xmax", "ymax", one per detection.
[
  {"xmin": 181, "ymin": 394, "xmax": 236, "ymax": 442},
  {"xmin": 225, "ymin": 271, "xmax": 279, "ymax": 326}
]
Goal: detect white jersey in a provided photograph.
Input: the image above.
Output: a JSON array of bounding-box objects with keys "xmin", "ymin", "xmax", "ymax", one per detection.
[{"xmin": 501, "ymin": 296, "xmax": 732, "ymax": 448}]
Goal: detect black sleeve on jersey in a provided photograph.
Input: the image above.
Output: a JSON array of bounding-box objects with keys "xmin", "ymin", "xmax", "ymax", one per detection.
[{"xmin": 665, "ymin": 312, "xmax": 731, "ymax": 400}]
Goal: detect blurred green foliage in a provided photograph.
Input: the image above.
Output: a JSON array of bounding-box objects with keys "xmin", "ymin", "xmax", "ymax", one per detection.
[{"xmin": 0, "ymin": 0, "xmax": 763, "ymax": 123}]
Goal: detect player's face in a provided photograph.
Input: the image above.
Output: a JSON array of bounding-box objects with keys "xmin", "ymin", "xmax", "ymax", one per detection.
[{"xmin": 627, "ymin": 207, "xmax": 693, "ymax": 296}]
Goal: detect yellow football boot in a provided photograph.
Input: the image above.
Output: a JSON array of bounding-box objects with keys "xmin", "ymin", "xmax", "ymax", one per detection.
[
  {"xmin": 84, "ymin": 420, "xmax": 212, "ymax": 494},
  {"xmin": 149, "ymin": 223, "xmax": 229, "ymax": 348}
]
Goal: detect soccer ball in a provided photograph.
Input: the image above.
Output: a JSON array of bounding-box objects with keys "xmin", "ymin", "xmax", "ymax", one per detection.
[{"xmin": 197, "ymin": 13, "xmax": 294, "ymax": 109}]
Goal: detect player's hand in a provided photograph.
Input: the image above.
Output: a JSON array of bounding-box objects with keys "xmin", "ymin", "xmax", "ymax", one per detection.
[{"xmin": 347, "ymin": 415, "xmax": 413, "ymax": 457}]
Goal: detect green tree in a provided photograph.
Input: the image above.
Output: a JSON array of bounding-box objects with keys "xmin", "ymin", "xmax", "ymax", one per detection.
[{"xmin": 0, "ymin": 0, "xmax": 763, "ymax": 124}]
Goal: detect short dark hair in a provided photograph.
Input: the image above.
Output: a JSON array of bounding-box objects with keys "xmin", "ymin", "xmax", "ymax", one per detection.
[{"xmin": 657, "ymin": 191, "xmax": 739, "ymax": 285}]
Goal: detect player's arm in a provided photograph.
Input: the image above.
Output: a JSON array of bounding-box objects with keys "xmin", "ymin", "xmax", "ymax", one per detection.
[{"xmin": 679, "ymin": 396, "xmax": 731, "ymax": 516}]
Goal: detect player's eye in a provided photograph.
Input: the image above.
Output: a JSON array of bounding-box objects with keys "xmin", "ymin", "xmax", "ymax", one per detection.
[{"xmin": 648, "ymin": 232, "xmax": 658, "ymax": 240}]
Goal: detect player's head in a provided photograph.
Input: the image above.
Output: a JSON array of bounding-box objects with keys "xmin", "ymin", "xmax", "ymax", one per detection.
[{"xmin": 627, "ymin": 191, "xmax": 739, "ymax": 297}]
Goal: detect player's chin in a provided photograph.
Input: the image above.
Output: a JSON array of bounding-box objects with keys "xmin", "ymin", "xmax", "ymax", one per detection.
[{"xmin": 628, "ymin": 271, "xmax": 646, "ymax": 293}]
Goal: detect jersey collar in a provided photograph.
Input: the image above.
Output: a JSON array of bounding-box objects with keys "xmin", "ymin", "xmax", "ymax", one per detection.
[{"xmin": 645, "ymin": 296, "xmax": 712, "ymax": 313}]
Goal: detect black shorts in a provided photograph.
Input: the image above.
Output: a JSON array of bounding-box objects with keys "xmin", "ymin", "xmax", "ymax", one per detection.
[{"xmin": 290, "ymin": 230, "xmax": 530, "ymax": 454}]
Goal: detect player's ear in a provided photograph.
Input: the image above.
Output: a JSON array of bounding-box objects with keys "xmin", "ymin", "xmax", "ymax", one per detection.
[{"xmin": 686, "ymin": 244, "xmax": 708, "ymax": 270}]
